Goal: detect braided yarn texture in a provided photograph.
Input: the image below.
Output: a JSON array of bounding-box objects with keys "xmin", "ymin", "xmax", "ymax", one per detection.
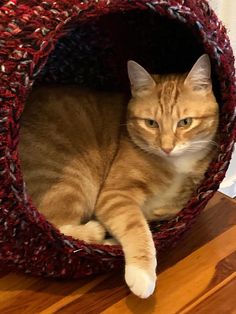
[{"xmin": 0, "ymin": 0, "xmax": 235, "ymax": 278}]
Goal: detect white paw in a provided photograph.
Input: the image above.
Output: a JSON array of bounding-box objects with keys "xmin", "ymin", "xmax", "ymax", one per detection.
[
  {"xmin": 59, "ymin": 220, "xmax": 106, "ymax": 243},
  {"xmin": 85, "ymin": 220, "xmax": 106, "ymax": 242},
  {"xmin": 125, "ymin": 265, "xmax": 156, "ymax": 298}
]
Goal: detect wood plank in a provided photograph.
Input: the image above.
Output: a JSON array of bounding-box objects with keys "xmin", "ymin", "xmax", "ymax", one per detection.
[
  {"xmin": 102, "ymin": 225, "xmax": 236, "ymax": 314},
  {"xmin": 186, "ymin": 275, "xmax": 236, "ymax": 314},
  {"xmin": 0, "ymin": 270, "xmax": 9, "ymax": 279},
  {"xmin": 159, "ymin": 192, "xmax": 236, "ymax": 273},
  {"xmin": 179, "ymin": 272, "xmax": 236, "ymax": 313},
  {"xmin": 51, "ymin": 274, "xmax": 129, "ymax": 314},
  {"xmin": 179, "ymin": 250, "xmax": 236, "ymax": 312},
  {"xmin": 0, "ymin": 275, "xmax": 108, "ymax": 314},
  {"xmin": 39, "ymin": 275, "xmax": 110, "ymax": 314},
  {"xmin": 0, "ymin": 274, "xmax": 39, "ymax": 304}
]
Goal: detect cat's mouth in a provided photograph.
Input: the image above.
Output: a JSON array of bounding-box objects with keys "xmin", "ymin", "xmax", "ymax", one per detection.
[
  {"xmin": 155, "ymin": 146, "xmax": 196, "ymax": 158},
  {"xmin": 157, "ymin": 143, "xmax": 212, "ymax": 159},
  {"xmin": 133, "ymin": 136, "xmax": 212, "ymax": 159},
  {"xmin": 144, "ymin": 146, "xmax": 179, "ymax": 158}
]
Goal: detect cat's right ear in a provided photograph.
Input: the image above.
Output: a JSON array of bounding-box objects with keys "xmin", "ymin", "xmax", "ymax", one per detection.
[
  {"xmin": 127, "ymin": 61, "xmax": 156, "ymax": 96},
  {"xmin": 184, "ymin": 54, "xmax": 212, "ymax": 93}
]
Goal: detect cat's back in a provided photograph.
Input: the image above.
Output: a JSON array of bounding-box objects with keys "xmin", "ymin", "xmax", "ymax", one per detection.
[
  {"xmin": 19, "ymin": 85, "xmax": 127, "ymax": 208},
  {"xmin": 22, "ymin": 85, "xmax": 125, "ymax": 137},
  {"xmin": 20, "ymin": 85, "xmax": 126, "ymax": 155}
]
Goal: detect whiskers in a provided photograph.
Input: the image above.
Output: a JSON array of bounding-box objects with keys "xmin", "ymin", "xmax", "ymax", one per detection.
[
  {"xmin": 192, "ymin": 140, "xmax": 218, "ymax": 148},
  {"xmin": 191, "ymin": 140, "xmax": 218, "ymax": 151},
  {"xmin": 171, "ymin": 139, "xmax": 218, "ymax": 156},
  {"xmin": 177, "ymin": 139, "xmax": 218, "ymax": 154}
]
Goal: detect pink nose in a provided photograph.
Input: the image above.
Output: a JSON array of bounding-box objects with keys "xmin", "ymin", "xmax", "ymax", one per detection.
[{"xmin": 161, "ymin": 147, "xmax": 173, "ymax": 155}]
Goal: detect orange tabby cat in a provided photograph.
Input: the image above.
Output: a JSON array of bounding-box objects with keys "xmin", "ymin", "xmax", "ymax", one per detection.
[{"xmin": 19, "ymin": 54, "xmax": 219, "ymax": 298}]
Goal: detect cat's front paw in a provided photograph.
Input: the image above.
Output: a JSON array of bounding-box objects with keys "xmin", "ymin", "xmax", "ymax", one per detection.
[
  {"xmin": 125, "ymin": 264, "xmax": 156, "ymax": 298},
  {"xmin": 59, "ymin": 220, "xmax": 106, "ymax": 243},
  {"xmin": 84, "ymin": 220, "xmax": 106, "ymax": 243}
]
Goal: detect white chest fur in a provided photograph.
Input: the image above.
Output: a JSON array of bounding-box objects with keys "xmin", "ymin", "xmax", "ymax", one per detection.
[
  {"xmin": 141, "ymin": 173, "xmax": 184, "ymax": 220},
  {"xmin": 171, "ymin": 150, "xmax": 206, "ymax": 174},
  {"xmin": 141, "ymin": 152, "xmax": 204, "ymax": 221}
]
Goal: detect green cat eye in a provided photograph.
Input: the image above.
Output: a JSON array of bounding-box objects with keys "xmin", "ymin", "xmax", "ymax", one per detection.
[
  {"xmin": 177, "ymin": 117, "xmax": 192, "ymax": 128},
  {"xmin": 145, "ymin": 119, "xmax": 159, "ymax": 128}
]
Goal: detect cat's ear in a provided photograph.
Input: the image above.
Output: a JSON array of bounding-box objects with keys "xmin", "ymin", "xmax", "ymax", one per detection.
[
  {"xmin": 184, "ymin": 54, "xmax": 212, "ymax": 93},
  {"xmin": 127, "ymin": 60, "xmax": 156, "ymax": 96}
]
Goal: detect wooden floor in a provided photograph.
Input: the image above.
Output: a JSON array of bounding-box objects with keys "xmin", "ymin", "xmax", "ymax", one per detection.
[{"xmin": 1, "ymin": 192, "xmax": 236, "ymax": 314}]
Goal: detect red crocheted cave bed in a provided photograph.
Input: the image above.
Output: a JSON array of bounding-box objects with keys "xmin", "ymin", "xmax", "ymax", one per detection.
[{"xmin": 0, "ymin": 0, "xmax": 235, "ymax": 278}]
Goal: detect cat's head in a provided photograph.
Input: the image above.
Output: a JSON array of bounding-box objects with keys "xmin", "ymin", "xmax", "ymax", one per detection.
[{"xmin": 127, "ymin": 54, "xmax": 219, "ymax": 159}]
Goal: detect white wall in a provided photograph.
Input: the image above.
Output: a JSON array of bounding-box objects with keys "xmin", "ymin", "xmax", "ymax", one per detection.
[
  {"xmin": 209, "ymin": 0, "xmax": 236, "ymax": 57},
  {"xmin": 209, "ymin": 0, "xmax": 236, "ymax": 197}
]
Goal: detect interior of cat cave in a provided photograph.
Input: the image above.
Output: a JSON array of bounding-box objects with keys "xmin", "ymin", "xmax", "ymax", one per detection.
[{"xmin": 38, "ymin": 11, "xmax": 220, "ymax": 94}]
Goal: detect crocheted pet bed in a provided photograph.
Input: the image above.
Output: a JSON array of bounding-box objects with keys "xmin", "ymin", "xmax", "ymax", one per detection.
[{"xmin": 0, "ymin": 0, "xmax": 235, "ymax": 278}]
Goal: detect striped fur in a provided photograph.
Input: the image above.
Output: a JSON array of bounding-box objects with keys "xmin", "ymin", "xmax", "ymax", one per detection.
[{"xmin": 19, "ymin": 55, "xmax": 219, "ymax": 298}]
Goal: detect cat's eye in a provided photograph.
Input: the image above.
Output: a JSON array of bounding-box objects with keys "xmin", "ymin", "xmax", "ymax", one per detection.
[
  {"xmin": 177, "ymin": 118, "xmax": 192, "ymax": 128},
  {"xmin": 145, "ymin": 119, "xmax": 159, "ymax": 128}
]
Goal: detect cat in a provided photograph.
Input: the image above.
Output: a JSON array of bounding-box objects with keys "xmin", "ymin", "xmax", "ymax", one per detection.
[{"xmin": 19, "ymin": 54, "xmax": 219, "ymax": 298}]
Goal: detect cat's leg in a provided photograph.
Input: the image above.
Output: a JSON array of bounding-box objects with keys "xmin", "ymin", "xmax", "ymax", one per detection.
[
  {"xmin": 38, "ymin": 183, "xmax": 106, "ymax": 243},
  {"xmin": 96, "ymin": 192, "xmax": 156, "ymax": 298}
]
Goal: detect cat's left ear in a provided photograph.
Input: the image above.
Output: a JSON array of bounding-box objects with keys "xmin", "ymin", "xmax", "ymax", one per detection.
[
  {"xmin": 127, "ymin": 60, "xmax": 156, "ymax": 96},
  {"xmin": 184, "ymin": 54, "xmax": 212, "ymax": 93}
]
